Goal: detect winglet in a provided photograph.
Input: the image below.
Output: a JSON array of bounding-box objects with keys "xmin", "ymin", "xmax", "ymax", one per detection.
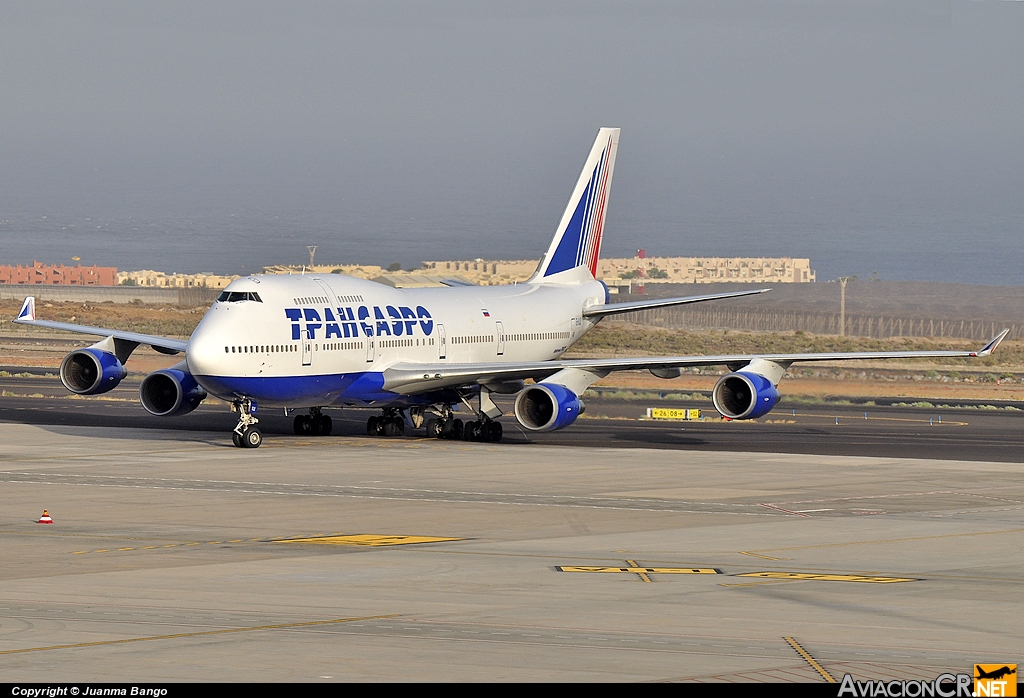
[
  {"xmin": 17, "ymin": 296, "xmax": 35, "ymax": 322},
  {"xmin": 973, "ymin": 328, "xmax": 1010, "ymax": 357}
]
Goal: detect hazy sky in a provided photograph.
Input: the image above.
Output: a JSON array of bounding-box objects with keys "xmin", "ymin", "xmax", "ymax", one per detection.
[{"xmin": 1, "ymin": 1, "xmax": 1023, "ymax": 282}]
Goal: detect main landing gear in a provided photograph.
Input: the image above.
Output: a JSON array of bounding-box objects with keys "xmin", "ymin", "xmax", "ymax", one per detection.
[
  {"xmin": 424, "ymin": 403, "xmax": 503, "ymax": 443},
  {"xmin": 294, "ymin": 407, "xmax": 332, "ymax": 436},
  {"xmin": 364, "ymin": 406, "xmax": 503, "ymax": 442},
  {"xmin": 231, "ymin": 398, "xmax": 262, "ymax": 448},
  {"xmin": 367, "ymin": 409, "xmax": 405, "ymax": 437}
]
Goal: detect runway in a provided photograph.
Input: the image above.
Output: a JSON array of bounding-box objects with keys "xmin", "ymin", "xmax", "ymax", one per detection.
[
  {"xmin": 2, "ymin": 370, "xmax": 1024, "ymax": 462},
  {"xmin": 1, "ymin": 373, "xmax": 1022, "ymax": 681}
]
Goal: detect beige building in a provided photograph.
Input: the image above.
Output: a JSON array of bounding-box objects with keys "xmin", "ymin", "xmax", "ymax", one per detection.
[
  {"xmin": 421, "ymin": 259, "xmax": 539, "ymax": 286},
  {"xmin": 421, "ymin": 255, "xmax": 814, "ymax": 286},
  {"xmin": 598, "ymin": 256, "xmax": 815, "ymax": 284},
  {"xmin": 122, "ymin": 255, "xmax": 812, "ymax": 292},
  {"xmin": 117, "ymin": 270, "xmax": 240, "ymax": 289},
  {"xmin": 262, "ymin": 263, "xmax": 386, "ymax": 280}
]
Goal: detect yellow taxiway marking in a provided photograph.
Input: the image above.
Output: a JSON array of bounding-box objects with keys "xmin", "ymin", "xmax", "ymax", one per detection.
[
  {"xmin": 75, "ymin": 537, "xmax": 275, "ymax": 555},
  {"xmin": 720, "ymin": 579, "xmax": 801, "ymax": 587},
  {"xmin": 278, "ymin": 534, "xmax": 463, "ymax": 547},
  {"xmin": 626, "ymin": 559, "xmax": 652, "ymax": 583},
  {"xmin": 785, "ymin": 636, "xmax": 836, "ymax": 683},
  {"xmin": 72, "ymin": 534, "xmax": 460, "ymax": 554},
  {"xmin": 558, "ymin": 566, "xmax": 720, "ymax": 573},
  {"xmin": 737, "ymin": 572, "xmax": 917, "ymax": 583},
  {"xmin": 738, "ymin": 551, "xmax": 786, "ymax": 560},
  {"xmin": 0, "ymin": 614, "xmax": 397, "ymax": 656}
]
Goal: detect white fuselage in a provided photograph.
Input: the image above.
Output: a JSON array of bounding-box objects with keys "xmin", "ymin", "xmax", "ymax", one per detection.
[{"xmin": 185, "ymin": 273, "xmax": 606, "ymax": 407}]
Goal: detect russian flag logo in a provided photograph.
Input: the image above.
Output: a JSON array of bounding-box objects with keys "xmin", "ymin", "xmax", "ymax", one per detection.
[{"xmin": 481, "ymin": 309, "xmax": 490, "ymax": 317}]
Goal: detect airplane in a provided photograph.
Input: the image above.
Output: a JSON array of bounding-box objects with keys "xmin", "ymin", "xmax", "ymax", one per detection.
[
  {"xmin": 13, "ymin": 128, "xmax": 1009, "ymax": 448},
  {"xmin": 975, "ymin": 666, "xmax": 1016, "ymax": 681}
]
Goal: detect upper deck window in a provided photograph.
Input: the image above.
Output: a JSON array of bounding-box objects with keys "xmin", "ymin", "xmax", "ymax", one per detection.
[{"xmin": 217, "ymin": 291, "xmax": 263, "ymax": 303}]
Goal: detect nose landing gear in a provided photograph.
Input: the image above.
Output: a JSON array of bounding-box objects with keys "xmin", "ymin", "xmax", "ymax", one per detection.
[{"xmin": 231, "ymin": 398, "xmax": 262, "ymax": 448}]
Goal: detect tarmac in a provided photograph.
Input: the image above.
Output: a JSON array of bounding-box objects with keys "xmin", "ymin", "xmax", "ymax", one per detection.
[{"xmin": 1, "ymin": 410, "xmax": 1022, "ymax": 681}]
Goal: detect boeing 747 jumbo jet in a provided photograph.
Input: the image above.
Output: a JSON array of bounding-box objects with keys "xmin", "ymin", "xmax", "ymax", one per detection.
[{"xmin": 13, "ymin": 129, "xmax": 1008, "ymax": 447}]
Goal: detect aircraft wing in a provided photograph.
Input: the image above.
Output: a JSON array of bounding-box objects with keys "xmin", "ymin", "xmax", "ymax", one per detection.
[
  {"xmin": 582, "ymin": 287, "xmax": 770, "ymax": 318},
  {"xmin": 381, "ymin": 330, "xmax": 1009, "ymax": 394},
  {"xmin": 11, "ymin": 296, "xmax": 187, "ymax": 355}
]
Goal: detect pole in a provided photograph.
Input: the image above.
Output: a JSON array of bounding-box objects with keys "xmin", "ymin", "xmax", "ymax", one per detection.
[{"xmin": 838, "ymin": 277, "xmax": 850, "ymax": 336}]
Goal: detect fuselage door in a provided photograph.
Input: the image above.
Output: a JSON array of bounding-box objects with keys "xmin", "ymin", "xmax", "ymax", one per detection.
[
  {"xmin": 496, "ymin": 321, "xmax": 505, "ymax": 356},
  {"xmin": 302, "ymin": 330, "xmax": 312, "ymax": 367},
  {"xmin": 366, "ymin": 335, "xmax": 375, "ymax": 363},
  {"xmin": 438, "ymin": 324, "xmax": 446, "ymax": 360},
  {"xmin": 311, "ymin": 277, "xmax": 338, "ymax": 308}
]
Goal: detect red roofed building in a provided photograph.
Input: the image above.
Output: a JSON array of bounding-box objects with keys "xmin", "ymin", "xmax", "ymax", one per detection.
[{"xmin": 0, "ymin": 262, "xmax": 118, "ymax": 286}]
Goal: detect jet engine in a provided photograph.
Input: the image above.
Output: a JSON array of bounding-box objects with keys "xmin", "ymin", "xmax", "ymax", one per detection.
[
  {"xmin": 712, "ymin": 370, "xmax": 779, "ymax": 420},
  {"xmin": 140, "ymin": 365, "xmax": 207, "ymax": 417},
  {"xmin": 514, "ymin": 383, "xmax": 585, "ymax": 432},
  {"xmin": 59, "ymin": 349, "xmax": 127, "ymax": 395}
]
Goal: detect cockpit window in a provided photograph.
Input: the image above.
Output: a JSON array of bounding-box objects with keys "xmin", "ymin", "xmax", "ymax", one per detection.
[{"xmin": 217, "ymin": 291, "xmax": 262, "ymax": 303}]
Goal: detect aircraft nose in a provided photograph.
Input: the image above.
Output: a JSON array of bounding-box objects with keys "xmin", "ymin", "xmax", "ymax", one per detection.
[{"xmin": 185, "ymin": 323, "xmax": 224, "ymax": 377}]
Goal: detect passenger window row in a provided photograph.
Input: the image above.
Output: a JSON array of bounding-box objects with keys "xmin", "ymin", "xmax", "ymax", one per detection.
[
  {"xmin": 510, "ymin": 332, "xmax": 568, "ymax": 341},
  {"xmin": 381, "ymin": 338, "xmax": 427, "ymax": 348},
  {"xmin": 318, "ymin": 342, "xmax": 363, "ymax": 351},
  {"xmin": 291, "ymin": 295, "xmax": 364, "ymax": 304},
  {"xmin": 225, "ymin": 345, "xmax": 296, "ymax": 353}
]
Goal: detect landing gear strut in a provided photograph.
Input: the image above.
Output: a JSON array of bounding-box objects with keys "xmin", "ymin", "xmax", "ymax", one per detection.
[
  {"xmin": 293, "ymin": 407, "xmax": 332, "ymax": 436},
  {"xmin": 231, "ymin": 398, "xmax": 262, "ymax": 448}
]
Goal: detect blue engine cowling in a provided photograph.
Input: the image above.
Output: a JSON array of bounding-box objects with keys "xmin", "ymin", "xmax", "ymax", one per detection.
[
  {"xmin": 59, "ymin": 349, "xmax": 127, "ymax": 395},
  {"xmin": 140, "ymin": 367, "xmax": 207, "ymax": 417},
  {"xmin": 513, "ymin": 383, "xmax": 585, "ymax": 432},
  {"xmin": 712, "ymin": 371, "xmax": 779, "ymax": 420}
]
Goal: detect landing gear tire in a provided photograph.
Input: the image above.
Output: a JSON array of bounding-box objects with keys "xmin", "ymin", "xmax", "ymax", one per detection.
[
  {"xmin": 232, "ymin": 431, "xmax": 243, "ymax": 448},
  {"xmin": 383, "ymin": 418, "xmax": 404, "ymax": 437},
  {"xmin": 484, "ymin": 421, "xmax": 502, "ymax": 443},
  {"xmin": 318, "ymin": 415, "xmax": 332, "ymax": 436},
  {"xmin": 241, "ymin": 427, "xmax": 262, "ymax": 448},
  {"xmin": 425, "ymin": 418, "xmax": 442, "ymax": 438},
  {"xmin": 464, "ymin": 420, "xmax": 482, "ymax": 441},
  {"xmin": 450, "ymin": 418, "xmax": 464, "ymax": 440},
  {"xmin": 367, "ymin": 416, "xmax": 381, "ymax": 436},
  {"xmin": 294, "ymin": 415, "xmax": 311, "ymax": 435}
]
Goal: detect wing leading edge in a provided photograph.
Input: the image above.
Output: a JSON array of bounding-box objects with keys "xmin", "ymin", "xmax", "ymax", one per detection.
[
  {"xmin": 382, "ymin": 329, "xmax": 1010, "ymax": 394},
  {"xmin": 582, "ymin": 288, "xmax": 770, "ymax": 318},
  {"xmin": 12, "ymin": 296, "xmax": 188, "ymax": 354}
]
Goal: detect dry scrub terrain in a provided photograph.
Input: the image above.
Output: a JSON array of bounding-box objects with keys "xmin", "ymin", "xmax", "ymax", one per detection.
[{"xmin": 3, "ymin": 299, "xmax": 1024, "ymax": 400}]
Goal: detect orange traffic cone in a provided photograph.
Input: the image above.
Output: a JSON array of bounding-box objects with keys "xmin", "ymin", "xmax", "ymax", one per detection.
[{"xmin": 37, "ymin": 510, "xmax": 53, "ymax": 524}]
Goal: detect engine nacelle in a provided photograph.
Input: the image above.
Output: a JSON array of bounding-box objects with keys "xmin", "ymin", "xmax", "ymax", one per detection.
[
  {"xmin": 712, "ymin": 371, "xmax": 779, "ymax": 420},
  {"xmin": 514, "ymin": 383, "xmax": 585, "ymax": 432},
  {"xmin": 60, "ymin": 349, "xmax": 127, "ymax": 395},
  {"xmin": 140, "ymin": 367, "xmax": 207, "ymax": 417}
]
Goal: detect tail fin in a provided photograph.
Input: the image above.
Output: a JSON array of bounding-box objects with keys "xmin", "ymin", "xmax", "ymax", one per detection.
[
  {"xmin": 17, "ymin": 296, "xmax": 35, "ymax": 321},
  {"xmin": 533, "ymin": 128, "xmax": 619, "ymax": 282}
]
